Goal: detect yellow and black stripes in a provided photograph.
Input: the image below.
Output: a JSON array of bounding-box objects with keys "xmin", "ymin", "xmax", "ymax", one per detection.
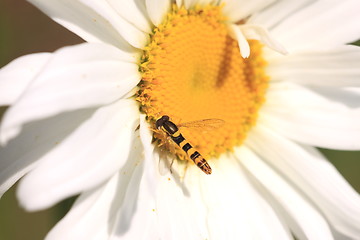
[
  {"xmin": 170, "ymin": 132, "xmax": 185, "ymax": 145},
  {"xmin": 175, "ymin": 135, "xmax": 206, "ymax": 169},
  {"xmin": 156, "ymin": 115, "xmax": 212, "ymax": 175}
]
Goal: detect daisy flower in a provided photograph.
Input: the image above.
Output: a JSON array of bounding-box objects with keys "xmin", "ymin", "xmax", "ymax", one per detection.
[{"xmin": 1, "ymin": 0, "xmax": 360, "ymax": 239}]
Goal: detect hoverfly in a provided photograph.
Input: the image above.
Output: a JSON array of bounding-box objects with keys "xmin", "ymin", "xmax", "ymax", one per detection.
[{"xmin": 155, "ymin": 115, "xmax": 224, "ymax": 175}]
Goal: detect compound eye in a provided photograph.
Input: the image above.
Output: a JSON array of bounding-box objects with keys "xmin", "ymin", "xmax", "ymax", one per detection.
[
  {"xmin": 156, "ymin": 115, "xmax": 170, "ymax": 129},
  {"xmin": 155, "ymin": 119, "xmax": 162, "ymax": 129}
]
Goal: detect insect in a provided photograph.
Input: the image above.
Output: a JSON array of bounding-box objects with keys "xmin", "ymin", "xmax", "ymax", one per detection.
[{"xmin": 155, "ymin": 115, "xmax": 224, "ymax": 175}]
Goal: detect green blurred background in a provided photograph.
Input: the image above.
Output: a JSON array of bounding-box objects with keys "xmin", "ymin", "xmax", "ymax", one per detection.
[{"xmin": 0, "ymin": 1, "xmax": 359, "ymax": 240}]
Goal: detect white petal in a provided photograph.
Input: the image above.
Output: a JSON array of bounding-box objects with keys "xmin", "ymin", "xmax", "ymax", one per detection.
[
  {"xmin": 307, "ymin": 86, "xmax": 360, "ymax": 109},
  {"xmin": 28, "ymin": 0, "xmax": 148, "ymax": 49},
  {"xmin": 261, "ymin": 82, "xmax": 360, "ymax": 150},
  {"xmin": 28, "ymin": 0, "xmax": 128, "ymax": 51},
  {"xmin": 48, "ymin": 137, "xmax": 150, "ymax": 240},
  {"xmin": 346, "ymin": 87, "xmax": 360, "ymax": 96},
  {"xmin": 247, "ymin": 125, "xmax": 360, "ymax": 239},
  {"xmin": 194, "ymin": 0, "xmax": 214, "ymax": 6},
  {"xmin": 0, "ymin": 53, "xmax": 51, "ymax": 106},
  {"xmin": 146, "ymin": 0, "xmax": 171, "ymax": 26},
  {"xmin": 46, "ymin": 175, "xmax": 118, "ymax": 240},
  {"xmin": 155, "ymin": 163, "xmax": 209, "ymax": 240},
  {"xmin": 183, "ymin": 0, "xmax": 198, "ymax": 9},
  {"xmin": 249, "ymin": 0, "xmax": 313, "ymax": 29},
  {"xmin": 79, "ymin": 0, "xmax": 149, "ymax": 49},
  {"xmin": 110, "ymin": 138, "xmax": 160, "ymax": 240},
  {"xmin": 176, "ymin": 0, "xmax": 182, "ymax": 7},
  {"xmin": 240, "ymin": 24, "xmax": 288, "ymax": 55},
  {"xmin": 0, "ymin": 43, "xmax": 140, "ymax": 144},
  {"xmin": 152, "ymin": 155, "xmax": 289, "ymax": 239},
  {"xmin": 228, "ymin": 24, "xmax": 250, "ymax": 58},
  {"xmin": 16, "ymin": 99, "xmax": 139, "ymax": 211},
  {"xmin": 201, "ymin": 155, "xmax": 290, "ymax": 240},
  {"xmin": 139, "ymin": 114, "xmax": 158, "ymax": 197},
  {"xmin": 0, "ymin": 108, "xmax": 95, "ymax": 197},
  {"xmin": 270, "ymin": 0, "xmax": 360, "ymax": 52},
  {"xmin": 107, "ymin": 0, "xmax": 152, "ymax": 33},
  {"xmin": 235, "ymin": 146, "xmax": 334, "ymax": 240},
  {"xmin": 267, "ymin": 45, "xmax": 360, "ymax": 87},
  {"xmin": 53, "ymin": 122, "xmax": 160, "ymax": 240},
  {"xmin": 221, "ymin": 0, "xmax": 276, "ymax": 23}
]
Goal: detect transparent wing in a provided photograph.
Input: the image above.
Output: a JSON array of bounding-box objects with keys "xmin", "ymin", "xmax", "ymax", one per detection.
[{"xmin": 178, "ymin": 119, "xmax": 225, "ymax": 130}]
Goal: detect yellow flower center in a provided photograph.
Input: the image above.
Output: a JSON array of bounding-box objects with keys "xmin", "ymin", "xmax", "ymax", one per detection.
[{"xmin": 137, "ymin": 5, "xmax": 268, "ymax": 163}]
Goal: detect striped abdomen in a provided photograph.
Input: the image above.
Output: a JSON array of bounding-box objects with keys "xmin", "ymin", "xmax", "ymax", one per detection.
[{"xmin": 171, "ymin": 131, "xmax": 212, "ymax": 175}]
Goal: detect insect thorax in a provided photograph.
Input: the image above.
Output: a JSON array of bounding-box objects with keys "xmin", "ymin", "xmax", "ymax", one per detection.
[{"xmin": 162, "ymin": 120, "xmax": 178, "ymax": 135}]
